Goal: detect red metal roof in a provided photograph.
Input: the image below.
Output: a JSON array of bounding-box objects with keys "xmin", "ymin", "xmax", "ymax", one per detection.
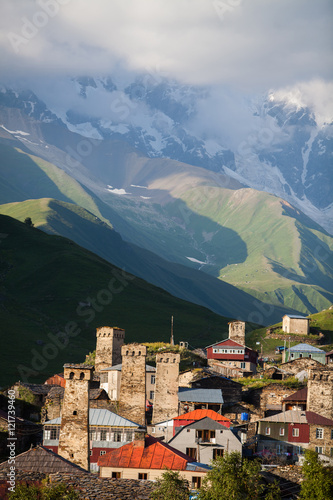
[
  {"xmin": 305, "ymin": 411, "xmax": 333, "ymax": 426},
  {"xmin": 97, "ymin": 436, "xmax": 193, "ymax": 470},
  {"xmin": 283, "ymin": 387, "xmax": 308, "ymax": 402},
  {"xmin": 174, "ymin": 409, "xmax": 231, "ymax": 423}
]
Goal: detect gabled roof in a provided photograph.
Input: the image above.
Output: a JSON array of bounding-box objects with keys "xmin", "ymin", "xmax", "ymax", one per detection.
[
  {"xmin": 288, "ymin": 343, "xmax": 325, "ymax": 353},
  {"xmin": 0, "ymin": 445, "xmax": 87, "ymax": 474},
  {"xmin": 45, "ymin": 408, "xmax": 140, "ymax": 427},
  {"xmin": 178, "ymin": 388, "xmax": 223, "ymax": 404},
  {"xmin": 259, "ymin": 409, "xmax": 333, "ymax": 426},
  {"xmin": 283, "ymin": 315, "xmax": 309, "ymax": 319},
  {"xmin": 283, "ymin": 387, "xmax": 308, "ymax": 402},
  {"xmin": 205, "ymin": 339, "xmax": 246, "ymax": 349},
  {"xmin": 180, "ymin": 416, "xmax": 230, "ymax": 431},
  {"xmin": 174, "ymin": 409, "xmax": 231, "ymax": 423},
  {"xmin": 98, "ymin": 435, "xmax": 193, "ymax": 470}
]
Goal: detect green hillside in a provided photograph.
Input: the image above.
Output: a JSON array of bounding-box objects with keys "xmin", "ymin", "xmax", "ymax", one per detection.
[{"xmin": 0, "ymin": 213, "xmax": 241, "ymax": 388}]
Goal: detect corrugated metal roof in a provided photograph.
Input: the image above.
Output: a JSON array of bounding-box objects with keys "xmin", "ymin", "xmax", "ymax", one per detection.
[
  {"xmin": 259, "ymin": 409, "xmax": 333, "ymax": 426},
  {"xmin": 182, "ymin": 417, "xmax": 228, "ymax": 431},
  {"xmin": 284, "ymin": 315, "xmax": 309, "ymax": 319},
  {"xmin": 98, "ymin": 435, "xmax": 193, "ymax": 470},
  {"xmin": 288, "ymin": 343, "xmax": 325, "ymax": 353},
  {"xmin": 178, "ymin": 388, "xmax": 223, "ymax": 404},
  {"xmin": 45, "ymin": 409, "xmax": 140, "ymax": 427},
  {"xmin": 174, "ymin": 409, "xmax": 230, "ymax": 423}
]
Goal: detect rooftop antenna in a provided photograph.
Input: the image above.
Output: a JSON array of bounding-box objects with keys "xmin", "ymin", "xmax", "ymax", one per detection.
[{"xmin": 170, "ymin": 315, "xmax": 174, "ymax": 346}]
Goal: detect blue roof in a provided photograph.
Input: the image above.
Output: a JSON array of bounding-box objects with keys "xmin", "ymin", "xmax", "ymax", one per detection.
[
  {"xmin": 178, "ymin": 388, "xmax": 223, "ymax": 404},
  {"xmin": 288, "ymin": 343, "xmax": 325, "ymax": 353},
  {"xmin": 284, "ymin": 315, "xmax": 309, "ymax": 319},
  {"xmin": 45, "ymin": 408, "xmax": 140, "ymax": 427}
]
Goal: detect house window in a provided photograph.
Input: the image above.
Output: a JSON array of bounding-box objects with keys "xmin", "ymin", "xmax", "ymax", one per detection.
[
  {"xmin": 292, "ymin": 428, "xmax": 299, "ymax": 437},
  {"xmin": 240, "ymin": 362, "xmax": 246, "ymax": 369},
  {"xmin": 150, "ymin": 391, "xmax": 155, "ymax": 400},
  {"xmin": 100, "ymin": 450, "xmax": 106, "ymax": 456},
  {"xmin": 151, "ymin": 374, "xmax": 155, "ymax": 384},
  {"xmin": 100, "ymin": 429, "xmax": 107, "ymax": 441},
  {"xmin": 89, "ymin": 450, "xmax": 92, "ymax": 456},
  {"xmin": 44, "ymin": 426, "xmax": 60, "ymax": 440},
  {"xmin": 112, "ymin": 472, "xmax": 121, "ymax": 478},
  {"xmin": 316, "ymin": 428, "xmax": 324, "ymax": 439},
  {"xmin": 279, "ymin": 428, "xmax": 285, "ymax": 436},
  {"xmin": 315, "ymin": 446, "xmax": 323, "ymax": 454},
  {"xmin": 331, "ymin": 429, "xmax": 333, "ymax": 439},
  {"xmin": 125, "ymin": 430, "xmax": 134, "ymax": 441},
  {"xmin": 265, "ymin": 427, "xmax": 271, "ymax": 436},
  {"xmin": 186, "ymin": 448, "xmax": 197, "ymax": 460},
  {"xmin": 192, "ymin": 477, "xmax": 202, "ymax": 489},
  {"xmin": 138, "ymin": 473, "xmax": 148, "ymax": 480},
  {"xmin": 276, "ymin": 444, "xmax": 281, "ymax": 454},
  {"xmin": 213, "ymin": 449, "xmax": 224, "ymax": 459}
]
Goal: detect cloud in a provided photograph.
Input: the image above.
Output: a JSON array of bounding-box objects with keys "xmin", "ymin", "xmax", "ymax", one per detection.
[{"xmin": 0, "ymin": 0, "xmax": 332, "ymax": 91}]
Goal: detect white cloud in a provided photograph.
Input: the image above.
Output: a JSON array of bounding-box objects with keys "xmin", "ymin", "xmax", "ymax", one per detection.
[{"xmin": 0, "ymin": 0, "xmax": 332, "ymax": 91}]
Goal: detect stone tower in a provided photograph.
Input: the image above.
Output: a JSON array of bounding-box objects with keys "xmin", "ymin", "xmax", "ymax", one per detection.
[
  {"xmin": 152, "ymin": 352, "xmax": 180, "ymax": 424},
  {"xmin": 118, "ymin": 344, "xmax": 147, "ymax": 426},
  {"xmin": 95, "ymin": 326, "xmax": 125, "ymax": 372},
  {"xmin": 229, "ymin": 321, "xmax": 246, "ymax": 345},
  {"xmin": 307, "ymin": 368, "xmax": 333, "ymax": 420},
  {"xmin": 58, "ymin": 364, "xmax": 93, "ymax": 470}
]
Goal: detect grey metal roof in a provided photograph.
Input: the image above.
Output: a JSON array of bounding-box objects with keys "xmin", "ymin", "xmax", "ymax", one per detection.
[
  {"xmin": 45, "ymin": 408, "xmax": 140, "ymax": 427},
  {"xmin": 259, "ymin": 410, "xmax": 308, "ymax": 424},
  {"xmin": 101, "ymin": 364, "xmax": 156, "ymax": 372},
  {"xmin": 288, "ymin": 343, "xmax": 325, "ymax": 353},
  {"xmin": 178, "ymin": 388, "xmax": 223, "ymax": 404}
]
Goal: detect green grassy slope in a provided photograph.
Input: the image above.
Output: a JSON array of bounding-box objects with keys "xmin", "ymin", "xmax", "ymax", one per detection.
[
  {"xmin": 0, "ymin": 214, "xmax": 239, "ymax": 388},
  {"xmin": 0, "ymin": 198, "xmax": 293, "ymax": 324}
]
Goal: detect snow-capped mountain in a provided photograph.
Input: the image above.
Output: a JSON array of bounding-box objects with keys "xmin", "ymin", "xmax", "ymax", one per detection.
[{"xmin": 0, "ymin": 75, "xmax": 332, "ymax": 233}]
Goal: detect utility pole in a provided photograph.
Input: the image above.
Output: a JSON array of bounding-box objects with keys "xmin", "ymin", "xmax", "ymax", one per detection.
[{"xmin": 170, "ymin": 315, "xmax": 174, "ymax": 346}]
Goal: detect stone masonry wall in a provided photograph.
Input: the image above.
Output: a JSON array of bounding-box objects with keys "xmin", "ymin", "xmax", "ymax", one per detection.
[
  {"xmin": 152, "ymin": 352, "xmax": 180, "ymax": 424},
  {"xmin": 229, "ymin": 321, "xmax": 245, "ymax": 345},
  {"xmin": 58, "ymin": 365, "xmax": 93, "ymax": 471},
  {"xmin": 307, "ymin": 368, "xmax": 333, "ymax": 420},
  {"xmin": 118, "ymin": 344, "xmax": 147, "ymax": 426},
  {"xmin": 308, "ymin": 424, "xmax": 333, "ymax": 456},
  {"xmin": 95, "ymin": 327, "xmax": 125, "ymax": 372}
]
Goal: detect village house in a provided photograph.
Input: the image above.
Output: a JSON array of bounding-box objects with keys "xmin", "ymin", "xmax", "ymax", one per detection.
[
  {"xmin": 178, "ymin": 387, "xmax": 223, "ymax": 414},
  {"xmin": 99, "ymin": 364, "xmax": 156, "ymax": 404},
  {"xmin": 256, "ymin": 409, "xmax": 333, "ymax": 459},
  {"xmin": 206, "ymin": 339, "xmax": 258, "ymax": 375},
  {"xmin": 282, "ymin": 315, "xmax": 310, "ymax": 335},
  {"xmin": 282, "ymin": 387, "xmax": 308, "ymax": 412},
  {"xmin": 44, "ymin": 373, "xmax": 66, "ymax": 387},
  {"xmin": 168, "ymin": 416, "xmax": 242, "ymax": 464},
  {"xmin": 97, "ymin": 430, "xmax": 210, "ymax": 488},
  {"xmin": 43, "ymin": 408, "xmax": 141, "ymax": 472},
  {"xmin": 282, "ymin": 343, "xmax": 326, "ymax": 364}
]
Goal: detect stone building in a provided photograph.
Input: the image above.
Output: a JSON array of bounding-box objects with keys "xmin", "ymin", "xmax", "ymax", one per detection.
[
  {"xmin": 58, "ymin": 364, "xmax": 93, "ymax": 470},
  {"xmin": 282, "ymin": 315, "xmax": 310, "ymax": 335},
  {"xmin": 152, "ymin": 352, "xmax": 180, "ymax": 424},
  {"xmin": 118, "ymin": 344, "xmax": 147, "ymax": 426},
  {"xmin": 307, "ymin": 368, "xmax": 333, "ymax": 420},
  {"xmin": 228, "ymin": 321, "xmax": 246, "ymax": 345},
  {"xmin": 99, "ymin": 364, "xmax": 156, "ymax": 402},
  {"xmin": 95, "ymin": 327, "xmax": 125, "ymax": 373}
]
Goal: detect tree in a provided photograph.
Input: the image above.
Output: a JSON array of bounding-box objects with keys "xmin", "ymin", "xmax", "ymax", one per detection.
[
  {"xmin": 150, "ymin": 469, "xmax": 189, "ymax": 500},
  {"xmin": 198, "ymin": 452, "xmax": 281, "ymax": 500},
  {"xmin": 299, "ymin": 449, "xmax": 333, "ymax": 500},
  {"xmin": 24, "ymin": 217, "xmax": 34, "ymax": 227}
]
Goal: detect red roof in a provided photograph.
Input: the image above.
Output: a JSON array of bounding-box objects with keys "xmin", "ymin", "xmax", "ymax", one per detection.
[
  {"xmin": 283, "ymin": 387, "xmax": 308, "ymax": 402},
  {"xmin": 98, "ymin": 436, "xmax": 193, "ymax": 470},
  {"xmin": 211, "ymin": 339, "xmax": 245, "ymax": 348},
  {"xmin": 305, "ymin": 411, "xmax": 333, "ymax": 426},
  {"xmin": 174, "ymin": 409, "xmax": 231, "ymax": 423}
]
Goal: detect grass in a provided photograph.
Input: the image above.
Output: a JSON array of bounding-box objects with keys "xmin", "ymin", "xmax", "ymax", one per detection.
[{"xmin": 234, "ymin": 376, "xmax": 304, "ymax": 390}]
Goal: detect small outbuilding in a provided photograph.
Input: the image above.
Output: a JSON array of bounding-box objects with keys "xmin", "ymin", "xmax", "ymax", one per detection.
[{"xmin": 282, "ymin": 315, "xmax": 310, "ymax": 335}]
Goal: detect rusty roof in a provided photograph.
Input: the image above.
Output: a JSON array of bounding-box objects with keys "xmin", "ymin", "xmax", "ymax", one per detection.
[
  {"xmin": 98, "ymin": 435, "xmax": 193, "ymax": 470},
  {"xmin": 174, "ymin": 409, "xmax": 231, "ymax": 423},
  {"xmin": 0, "ymin": 446, "xmax": 87, "ymax": 474},
  {"xmin": 282, "ymin": 387, "xmax": 308, "ymax": 402},
  {"xmin": 305, "ymin": 411, "xmax": 333, "ymax": 426}
]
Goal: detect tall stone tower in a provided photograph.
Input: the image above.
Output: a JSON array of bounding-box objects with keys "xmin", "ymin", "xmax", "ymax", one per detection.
[
  {"xmin": 95, "ymin": 326, "xmax": 125, "ymax": 372},
  {"xmin": 152, "ymin": 352, "xmax": 180, "ymax": 424},
  {"xmin": 58, "ymin": 364, "xmax": 93, "ymax": 470},
  {"xmin": 118, "ymin": 344, "xmax": 147, "ymax": 426},
  {"xmin": 307, "ymin": 368, "xmax": 333, "ymax": 420},
  {"xmin": 229, "ymin": 321, "xmax": 246, "ymax": 345}
]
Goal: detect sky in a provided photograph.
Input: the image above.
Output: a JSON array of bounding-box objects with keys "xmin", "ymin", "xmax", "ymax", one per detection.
[{"xmin": 0, "ymin": 0, "xmax": 332, "ymax": 123}]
